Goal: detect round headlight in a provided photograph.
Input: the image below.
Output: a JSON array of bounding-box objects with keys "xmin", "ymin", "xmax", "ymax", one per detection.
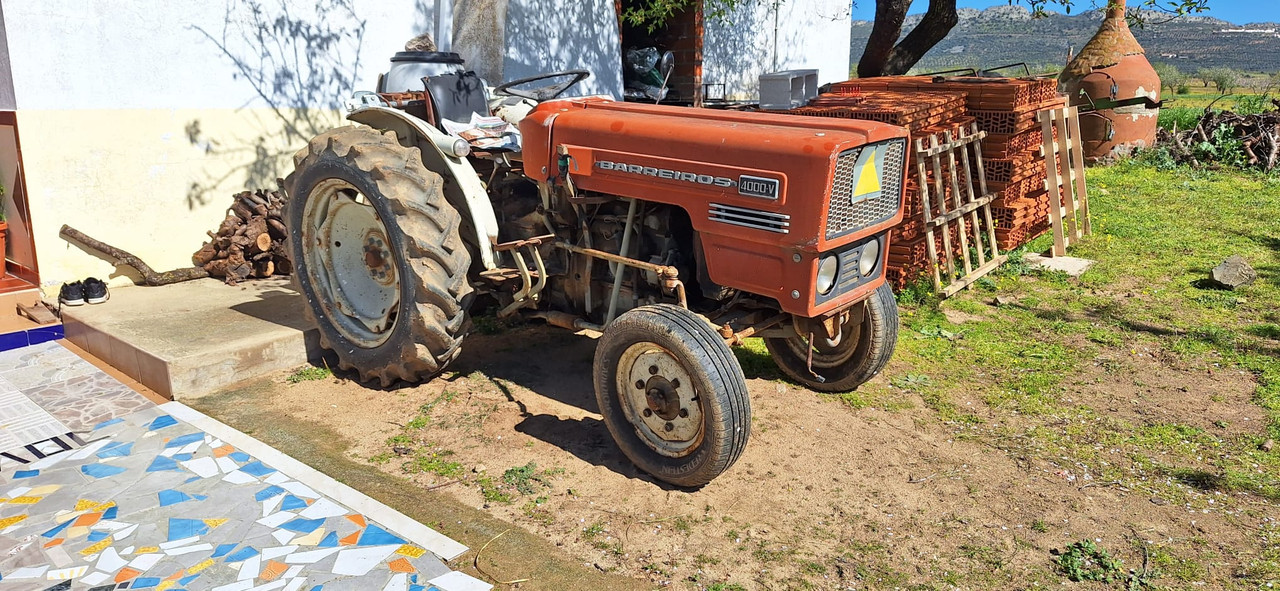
[
  {"xmin": 817, "ymin": 255, "xmax": 839, "ymax": 295},
  {"xmin": 858, "ymin": 239, "xmax": 880, "ymax": 276}
]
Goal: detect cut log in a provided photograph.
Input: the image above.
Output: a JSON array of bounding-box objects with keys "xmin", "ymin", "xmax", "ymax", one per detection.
[
  {"xmin": 254, "ymin": 233, "xmax": 273, "ymax": 253},
  {"xmin": 192, "ymin": 242, "xmax": 219, "ymax": 266},
  {"xmin": 230, "ymin": 201, "xmax": 255, "ymax": 221},
  {"xmin": 60, "ymin": 225, "xmax": 210, "ymax": 285},
  {"xmin": 253, "ymin": 259, "xmax": 275, "ymax": 278},
  {"xmin": 266, "ymin": 218, "xmax": 288, "ymax": 239}
]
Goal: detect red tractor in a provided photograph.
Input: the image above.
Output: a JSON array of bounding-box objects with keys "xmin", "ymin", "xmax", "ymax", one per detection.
[{"xmin": 284, "ymin": 56, "xmax": 908, "ymax": 487}]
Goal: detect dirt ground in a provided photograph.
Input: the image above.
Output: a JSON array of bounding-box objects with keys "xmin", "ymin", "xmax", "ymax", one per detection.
[{"xmin": 233, "ymin": 318, "xmax": 1275, "ymax": 590}]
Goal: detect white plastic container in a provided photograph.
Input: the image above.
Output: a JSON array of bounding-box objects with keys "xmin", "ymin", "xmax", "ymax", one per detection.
[
  {"xmin": 759, "ymin": 69, "xmax": 819, "ymax": 110},
  {"xmin": 379, "ymin": 52, "xmax": 467, "ymax": 92}
]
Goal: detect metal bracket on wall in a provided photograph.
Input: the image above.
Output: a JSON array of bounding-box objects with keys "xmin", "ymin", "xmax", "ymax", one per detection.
[
  {"xmin": 1037, "ymin": 105, "xmax": 1092, "ymax": 257},
  {"xmin": 913, "ymin": 123, "xmax": 1009, "ymax": 298}
]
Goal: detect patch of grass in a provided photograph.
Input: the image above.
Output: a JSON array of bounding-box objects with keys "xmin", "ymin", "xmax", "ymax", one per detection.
[
  {"xmin": 502, "ymin": 461, "xmax": 555, "ymax": 495},
  {"xmin": 731, "ymin": 338, "xmax": 782, "ymax": 381},
  {"xmin": 798, "ymin": 560, "xmax": 827, "ymax": 575},
  {"xmin": 960, "ymin": 544, "xmax": 1006, "ymax": 569},
  {"xmin": 476, "ymin": 476, "xmax": 512, "ymax": 504},
  {"xmin": 471, "ymin": 313, "xmax": 509, "ymax": 335},
  {"xmin": 1031, "ymin": 519, "xmax": 1049, "ymax": 533},
  {"xmin": 705, "ymin": 584, "xmax": 746, "ymax": 591},
  {"xmin": 1054, "ymin": 539, "xmax": 1124, "ymax": 583},
  {"xmin": 521, "ymin": 496, "xmax": 554, "ymax": 525},
  {"xmin": 582, "ymin": 521, "xmax": 606, "ymax": 540},
  {"xmin": 751, "ymin": 540, "xmax": 796, "ymax": 563},
  {"xmin": 402, "ymin": 449, "xmax": 464, "ymax": 478},
  {"xmin": 285, "ymin": 365, "xmax": 331, "ymax": 383},
  {"xmin": 1247, "ymin": 323, "xmax": 1280, "ymax": 340}
]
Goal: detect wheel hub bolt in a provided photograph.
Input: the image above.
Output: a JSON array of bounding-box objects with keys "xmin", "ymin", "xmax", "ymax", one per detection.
[
  {"xmin": 679, "ymin": 408, "xmax": 689, "ymax": 418},
  {"xmin": 643, "ymin": 408, "xmax": 653, "ymax": 417},
  {"xmin": 671, "ymin": 378, "xmax": 680, "ymax": 388},
  {"xmin": 648, "ymin": 365, "xmax": 659, "ymax": 375},
  {"xmin": 635, "ymin": 380, "xmax": 645, "ymax": 389},
  {"xmin": 664, "ymin": 422, "xmax": 674, "ymax": 432}
]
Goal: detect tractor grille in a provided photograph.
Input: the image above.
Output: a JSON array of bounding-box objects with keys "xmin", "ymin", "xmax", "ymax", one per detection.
[
  {"xmin": 709, "ymin": 203, "xmax": 790, "ymax": 234},
  {"xmin": 825, "ymin": 139, "xmax": 906, "ymax": 240}
]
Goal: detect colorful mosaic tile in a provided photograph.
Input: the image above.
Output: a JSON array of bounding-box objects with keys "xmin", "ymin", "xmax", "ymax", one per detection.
[{"xmin": 0, "ymin": 341, "xmax": 488, "ymax": 591}]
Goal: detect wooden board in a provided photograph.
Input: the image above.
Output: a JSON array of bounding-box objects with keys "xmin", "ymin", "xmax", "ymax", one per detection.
[
  {"xmin": 17, "ymin": 301, "xmax": 58, "ymax": 325},
  {"xmin": 912, "ymin": 123, "xmax": 1009, "ymax": 298},
  {"xmin": 1037, "ymin": 106, "xmax": 1091, "ymax": 256}
]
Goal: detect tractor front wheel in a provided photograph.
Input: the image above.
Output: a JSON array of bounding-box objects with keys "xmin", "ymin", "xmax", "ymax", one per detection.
[
  {"xmin": 284, "ymin": 126, "xmax": 472, "ymax": 387},
  {"xmin": 765, "ymin": 282, "xmax": 899, "ymax": 393},
  {"xmin": 594, "ymin": 304, "xmax": 750, "ymax": 487}
]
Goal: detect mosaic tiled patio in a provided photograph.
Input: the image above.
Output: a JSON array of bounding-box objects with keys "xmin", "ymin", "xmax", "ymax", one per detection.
[{"xmin": 0, "ymin": 342, "xmax": 489, "ymax": 591}]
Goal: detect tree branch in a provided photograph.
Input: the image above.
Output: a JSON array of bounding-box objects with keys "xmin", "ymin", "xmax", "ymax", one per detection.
[
  {"xmin": 857, "ymin": 0, "xmax": 911, "ymax": 78},
  {"xmin": 882, "ymin": 0, "xmax": 959, "ymax": 76}
]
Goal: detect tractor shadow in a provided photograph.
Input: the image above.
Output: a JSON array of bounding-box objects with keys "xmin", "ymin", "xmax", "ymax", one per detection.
[{"xmin": 449, "ymin": 322, "xmax": 684, "ymax": 489}]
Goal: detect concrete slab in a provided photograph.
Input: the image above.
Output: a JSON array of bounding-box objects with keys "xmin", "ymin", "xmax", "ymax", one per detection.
[
  {"xmin": 60, "ymin": 278, "xmax": 319, "ymax": 399},
  {"xmin": 1026, "ymin": 254, "xmax": 1096, "ymax": 277}
]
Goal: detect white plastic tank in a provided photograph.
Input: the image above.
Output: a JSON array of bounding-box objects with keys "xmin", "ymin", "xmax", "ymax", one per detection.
[{"xmin": 379, "ymin": 52, "xmax": 467, "ymax": 92}]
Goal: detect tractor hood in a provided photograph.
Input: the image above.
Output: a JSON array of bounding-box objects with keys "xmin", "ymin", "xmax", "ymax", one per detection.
[
  {"xmin": 520, "ymin": 97, "xmax": 910, "ymax": 316},
  {"xmin": 520, "ymin": 98, "xmax": 908, "ymax": 250}
]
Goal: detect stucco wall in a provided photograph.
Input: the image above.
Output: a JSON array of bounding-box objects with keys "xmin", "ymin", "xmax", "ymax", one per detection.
[
  {"xmin": 3, "ymin": 0, "xmax": 620, "ymax": 292},
  {"xmin": 3, "ymin": 0, "xmax": 430, "ymax": 291},
  {"xmin": 703, "ymin": 0, "xmax": 852, "ymax": 100},
  {"xmin": 454, "ymin": 0, "xmax": 624, "ymax": 98}
]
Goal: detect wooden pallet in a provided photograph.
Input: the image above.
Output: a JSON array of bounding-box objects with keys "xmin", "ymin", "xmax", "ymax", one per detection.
[
  {"xmin": 1037, "ymin": 105, "xmax": 1092, "ymax": 256},
  {"xmin": 912, "ymin": 123, "xmax": 1008, "ymax": 297}
]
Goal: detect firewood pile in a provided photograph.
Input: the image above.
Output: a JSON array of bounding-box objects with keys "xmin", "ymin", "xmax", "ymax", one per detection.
[
  {"xmin": 192, "ymin": 190, "xmax": 293, "ymax": 284},
  {"xmin": 1157, "ymin": 102, "xmax": 1280, "ymax": 171}
]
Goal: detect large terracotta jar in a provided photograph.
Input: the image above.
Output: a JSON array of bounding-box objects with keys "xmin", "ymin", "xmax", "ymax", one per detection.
[{"xmin": 1059, "ymin": 0, "xmax": 1161, "ymax": 162}]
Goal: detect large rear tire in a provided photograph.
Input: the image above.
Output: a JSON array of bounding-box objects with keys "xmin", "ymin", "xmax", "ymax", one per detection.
[
  {"xmin": 765, "ymin": 282, "xmax": 898, "ymax": 393},
  {"xmin": 593, "ymin": 304, "xmax": 750, "ymax": 487},
  {"xmin": 284, "ymin": 126, "xmax": 472, "ymax": 387}
]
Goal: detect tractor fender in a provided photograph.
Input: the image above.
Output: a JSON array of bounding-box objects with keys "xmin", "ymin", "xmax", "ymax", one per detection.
[{"xmin": 347, "ymin": 106, "xmax": 500, "ymax": 270}]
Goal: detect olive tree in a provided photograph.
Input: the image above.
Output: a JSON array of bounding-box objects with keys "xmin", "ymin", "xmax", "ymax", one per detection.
[
  {"xmin": 1152, "ymin": 63, "xmax": 1187, "ymax": 94},
  {"xmin": 626, "ymin": 0, "xmax": 1214, "ymax": 78}
]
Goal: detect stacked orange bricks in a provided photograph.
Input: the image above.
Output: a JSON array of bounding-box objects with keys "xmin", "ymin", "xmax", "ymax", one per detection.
[
  {"xmin": 768, "ymin": 86, "xmax": 976, "ymax": 288},
  {"xmin": 790, "ymin": 75, "xmax": 1064, "ymax": 288}
]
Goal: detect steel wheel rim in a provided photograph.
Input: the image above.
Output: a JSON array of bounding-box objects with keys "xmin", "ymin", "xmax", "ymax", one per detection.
[
  {"xmin": 782, "ymin": 314, "xmax": 866, "ymax": 370},
  {"xmin": 616, "ymin": 342, "xmax": 704, "ymax": 458},
  {"xmin": 301, "ymin": 179, "xmax": 400, "ymax": 348}
]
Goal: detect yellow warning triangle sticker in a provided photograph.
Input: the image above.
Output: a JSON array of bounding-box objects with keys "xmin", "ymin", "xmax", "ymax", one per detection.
[{"xmin": 854, "ymin": 148, "xmax": 881, "ymax": 196}]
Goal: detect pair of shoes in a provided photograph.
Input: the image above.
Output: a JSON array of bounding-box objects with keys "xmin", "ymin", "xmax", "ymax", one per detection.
[{"xmin": 58, "ymin": 278, "xmax": 109, "ymax": 306}]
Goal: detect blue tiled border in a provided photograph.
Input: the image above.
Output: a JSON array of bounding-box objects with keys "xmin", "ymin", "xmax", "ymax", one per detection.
[{"xmin": 0, "ymin": 324, "xmax": 65, "ymax": 352}]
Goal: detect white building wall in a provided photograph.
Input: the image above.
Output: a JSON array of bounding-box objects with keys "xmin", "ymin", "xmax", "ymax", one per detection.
[
  {"xmin": 2, "ymin": 0, "xmax": 620, "ymax": 291},
  {"xmin": 454, "ymin": 0, "xmax": 623, "ymax": 98},
  {"xmin": 703, "ymin": 0, "xmax": 852, "ymax": 101}
]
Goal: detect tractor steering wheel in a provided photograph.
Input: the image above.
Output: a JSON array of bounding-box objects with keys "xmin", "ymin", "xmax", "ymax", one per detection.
[{"xmin": 494, "ymin": 70, "xmax": 591, "ymax": 102}]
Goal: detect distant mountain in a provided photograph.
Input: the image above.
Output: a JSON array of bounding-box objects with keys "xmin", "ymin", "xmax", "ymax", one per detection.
[{"xmin": 850, "ymin": 6, "xmax": 1280, "ymax": 75}]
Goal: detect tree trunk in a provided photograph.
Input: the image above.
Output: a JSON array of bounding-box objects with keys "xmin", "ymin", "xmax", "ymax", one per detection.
[
  {"xmin": 858, "ymin": 0, "xmax": 911, "ymax": 78},
  {"xmin": 858, "ymin": 0, "xmax": 960, "ymax": 78}
]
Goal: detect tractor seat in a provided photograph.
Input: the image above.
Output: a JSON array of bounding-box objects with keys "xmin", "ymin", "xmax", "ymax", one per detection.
[
  {"xmin": 423, "ymin": 71, "xmax": 521, "ymax": 153},
  {"xmin": 424, "ymin": 71, "xmax": 489, "ymax": 125}
]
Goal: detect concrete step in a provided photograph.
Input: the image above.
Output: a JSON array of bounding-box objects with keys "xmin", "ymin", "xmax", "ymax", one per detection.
[{"xmin": 61, "ymin": 277, "xmax": 320, "ymax": 399}]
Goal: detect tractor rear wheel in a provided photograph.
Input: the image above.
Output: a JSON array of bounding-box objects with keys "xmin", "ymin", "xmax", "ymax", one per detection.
[
  {"xmin": 284, "ymin": 126, "xmax": 472, "ymax": 387},
  {"xmin": 594, "ymin": 304, "xmax": 750, "ymax": 487},
  {"xmin": 765, "ymin": 282, "xmax": 898, "ymax": 393}
]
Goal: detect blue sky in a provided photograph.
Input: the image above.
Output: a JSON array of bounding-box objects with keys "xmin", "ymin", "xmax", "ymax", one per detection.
[{"xmin": 849, "ymin": 0, "xmax": 1278, "ymax": 25}]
